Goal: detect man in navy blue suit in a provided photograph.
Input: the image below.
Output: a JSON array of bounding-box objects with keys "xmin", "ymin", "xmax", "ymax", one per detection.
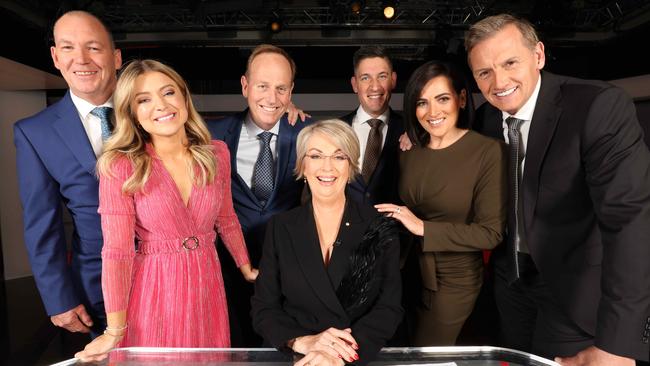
[
  {"xmin": 208, "ymin": 44, "xmax": 311, "ymax": 346},
  {"xmin": 13, "ymin": 10, "xmax": 121, "ymax": 336}
]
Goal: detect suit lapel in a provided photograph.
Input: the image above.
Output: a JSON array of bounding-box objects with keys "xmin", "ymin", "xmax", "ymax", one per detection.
[
  {"xmin": 523, "ymin": 72, "xmax": 562, "ymax": 235},
  {"xmin": 226, "ymin": 112, "xmax": 261, "ymax": 206},
  {"xmin": 368, "ymin": 109, "xmax": 401, "ymax": 187},
  {"xmin": 288, "ymin": 204, "xmax": 347, "ymax": 317},
  {"xmin": 270, "ymin": 117, "xmax": 292, "ymax": 203},
  {"xmin": 327, "ymin": 201, "xmax": 366, "ymax": 290},
  {"xmin": 52, "ymin": 92, "xmax": 97, "ymax": 175},
  {"xmin": 340, "ymin": 111, "xmax": 355, "ymax": 125}
]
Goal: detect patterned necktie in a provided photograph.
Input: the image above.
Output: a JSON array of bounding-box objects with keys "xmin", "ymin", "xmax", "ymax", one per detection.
[
  {"xmin": 506, "ymin": 117, "xmax": 527, "ymax": 277},
  {"xmin": 90, "ymin": 106, "xmax": 113, "ymax": 141},
  {"xmin": 362, "ymin": 118, "xmax": 384, "ymax": 183},
  {"xmin": 252, "ymin": 131, "xmax": 275, "ymax": 204}
]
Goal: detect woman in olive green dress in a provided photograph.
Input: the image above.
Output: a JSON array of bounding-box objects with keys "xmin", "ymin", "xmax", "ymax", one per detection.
[{"xmin": 376, "ymin": 60, "xmax": 507, "ymax": 346}]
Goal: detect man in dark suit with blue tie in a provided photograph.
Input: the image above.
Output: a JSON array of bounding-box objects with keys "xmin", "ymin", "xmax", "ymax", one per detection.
[
  {"xmin": 340, "ymin": 46, "xmax": 404, "ymax": 206},
  {"xmin": 13, "ymin": 11, "xmax": 122, "ymax": 336},
  {"xmin": 208, "ymin": 44, "xmax": 311, "ymax": 346}
]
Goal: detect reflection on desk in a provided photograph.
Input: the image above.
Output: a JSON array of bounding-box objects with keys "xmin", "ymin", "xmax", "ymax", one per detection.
[{"xmin": 51, "ymin": 346, "xmax": 560, "ymax": 366}]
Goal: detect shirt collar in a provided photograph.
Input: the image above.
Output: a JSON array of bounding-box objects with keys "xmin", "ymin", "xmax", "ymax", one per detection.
[
  {"xmin": 244, "ymin": 112, "xmax": 281, "ymax": 137},
  {"xmin": 502, "ymin": 73, "xmax": 542, "ymax": 122},
  {"xmin": 69, "ymin": 91, "xmax": 114, "ymax": 119},
  {"xmin": 355, "ymin": 106, "xmax": 390, "ymax": 125}
]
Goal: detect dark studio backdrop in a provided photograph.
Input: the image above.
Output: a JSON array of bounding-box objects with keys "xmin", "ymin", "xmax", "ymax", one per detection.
[{"xmin": 1, "ymin": 1, "xmax": 649, "ymax": 365}]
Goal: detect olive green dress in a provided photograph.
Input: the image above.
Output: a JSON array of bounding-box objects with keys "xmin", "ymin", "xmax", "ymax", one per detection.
[{"xmin": 399, "ymin": 130, "xmax": 507, "ymax": 346}]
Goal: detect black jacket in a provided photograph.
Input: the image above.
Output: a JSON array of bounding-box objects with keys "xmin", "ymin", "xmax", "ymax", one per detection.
[{"xmin": 251, "ymin": 200, "xmax": 403, "ymax": 364}]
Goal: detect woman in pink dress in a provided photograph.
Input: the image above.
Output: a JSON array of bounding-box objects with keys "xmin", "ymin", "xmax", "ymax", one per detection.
[{"xmin": 76, "ymin": 59, "xmax": 258, "ymax": 362}]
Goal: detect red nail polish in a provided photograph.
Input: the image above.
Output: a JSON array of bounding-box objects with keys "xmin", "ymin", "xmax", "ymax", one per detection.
[{"xmin": 354, "ymin": 354, "xmax": 359, "ymax": 360}]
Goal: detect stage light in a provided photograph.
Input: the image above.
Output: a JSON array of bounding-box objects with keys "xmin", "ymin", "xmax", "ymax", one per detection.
[
  {"xmin": 350, "ymin": 0, "xmax": 364, "ymax": 15},
  {"xmin": 382, "ymin": 0, "xmax": 397, "ymax": 19},
  {"xmin": 268, "ymin": 15, "xmax": 283, "ymax": 33}
]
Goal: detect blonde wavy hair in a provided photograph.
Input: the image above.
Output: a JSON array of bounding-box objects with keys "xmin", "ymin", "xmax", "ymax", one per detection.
[{"xmin": 97, "ymin": 59, "xmax": 216, "ymax": 193}]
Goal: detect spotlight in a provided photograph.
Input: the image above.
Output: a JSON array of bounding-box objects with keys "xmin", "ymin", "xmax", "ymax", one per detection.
[
  {"xmin": 350, "ymin": 0, "xmax": 364, "ymax": 15},
  {"xmin": 382, "ymin": 0, "xmax": 397, "ymax": 19},
  {"xmin": 268, "ymin": 15, "xmax": 283, "ymax": 33}
]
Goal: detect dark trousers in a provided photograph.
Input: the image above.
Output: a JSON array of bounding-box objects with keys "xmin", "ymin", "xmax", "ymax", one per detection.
[
  {"xmin": 493, "ymin": 252, "xmax": 593, "ymax": 360},
  {"xmin": 218, "ymin": 245, "xmax": 263, "ymax": 347}
]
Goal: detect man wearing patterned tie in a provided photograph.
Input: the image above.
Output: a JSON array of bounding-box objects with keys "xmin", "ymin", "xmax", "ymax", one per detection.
[
  {"xmin": 13, "ymin": 10, "xmax": 122, "ymax": 337},
  {"xmin": 468, "ymin": 14, "xmax": 650, "ymax": 365},
  {"xmin": 340, "ymin": 46, "xmax": 411, "ymax": 346},
  {"xmin": 208, "ymin": 44, "xmax": 312, "ymax": 347},
  {"xmin": 340, "ymin": 46, "xmax": 405, "ymax": 206}
]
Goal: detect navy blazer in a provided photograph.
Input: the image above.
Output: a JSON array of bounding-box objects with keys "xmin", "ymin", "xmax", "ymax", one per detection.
[
  {"xmin": 475, "ymin": 71, "xmax": 650, "ymax": 361},
  {"xmin": 340, "ymin": 108, "xmax": 404, "ymax": 205},
  {"xmin": 14, "ymin": 91, "xmax": 104, "ymax": 324},
  {"xmin": 251, "ymin": 200, "xmax": 403, "ymax": 364},
  {"xmin": 207, "ymin": 111, "xmax": 311, "ymax": 264}
]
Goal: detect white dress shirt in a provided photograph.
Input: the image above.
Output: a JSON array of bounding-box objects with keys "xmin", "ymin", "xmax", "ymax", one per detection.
[
  {"xmin": 501, "ymin": 75, "xmax": 542, "ymax": 174},
  {"xmin": 236, "ymin": 113, "xmax": 280, "ymax": 188},
  {"xmin": 69, "ymin": 92, "xmax": 114, "ymax": 157},
  {"xmin": 352, "ymin": 107, "xmax": 390, "ymax": 170}
]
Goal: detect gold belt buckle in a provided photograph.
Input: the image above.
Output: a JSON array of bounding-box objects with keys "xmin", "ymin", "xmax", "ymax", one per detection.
[{"xmin": 182, "ymin": 236, "xmax": 199, "ymax": 250}]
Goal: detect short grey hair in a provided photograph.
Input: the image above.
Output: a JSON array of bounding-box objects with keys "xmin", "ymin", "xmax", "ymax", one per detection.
[
  {"xmin": 465, "ymin": 14, "xmax": 540, "ymax": 55},
  {"xmin": 294, "ymin": 119, "xmax": 360, "ymax": 181}
]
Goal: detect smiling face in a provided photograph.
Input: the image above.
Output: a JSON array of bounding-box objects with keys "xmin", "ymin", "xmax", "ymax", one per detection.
[
  {"xmin": 415, "ymin": 75, "xmax": 466, "ymax": 148},
  {"xmin": 241, "ymin": 52, "xmax": 294, "ymax": 130},
  {"xmin": 468, "ymin": 23, "xmax": 545, "ymax": 115},
  {"xmin": 302, "ymin": 132, "xmax": 350, "ymax": 203},
  {"xmin": 50, "ymin": 12, "xmax": 122, "ymax": 105},
  {"xmin": 132, "ymin": 71, "xmax": 189, "ymax": 143},
  {"xmin": 351, "ymin": 57, "xmax": 396, "ymax": 118}
]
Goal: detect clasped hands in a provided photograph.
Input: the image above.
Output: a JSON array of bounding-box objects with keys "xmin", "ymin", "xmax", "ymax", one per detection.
[{"xmin": 292, "ymin": 327, "xmax": 359, "ymax": 366}]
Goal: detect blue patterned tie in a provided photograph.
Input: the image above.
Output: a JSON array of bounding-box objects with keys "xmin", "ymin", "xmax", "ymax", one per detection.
[
  {"xmin": 252, "ymin": 131, "xmax": 275, "ymax": 205},
  {"xmin": 90, "ymin": 106, "xmax": 113, "ymax": 141}
]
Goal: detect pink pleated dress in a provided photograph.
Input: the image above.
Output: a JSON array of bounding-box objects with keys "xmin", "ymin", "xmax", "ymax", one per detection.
[{"xmin": 99, "ymin": 141, "xmax": 249, "ymax": 347}]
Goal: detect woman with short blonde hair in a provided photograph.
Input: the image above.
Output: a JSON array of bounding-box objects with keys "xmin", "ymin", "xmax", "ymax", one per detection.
[{"xmin": 253, "ymin": 119, "xmax": 402, "ymax": 366}]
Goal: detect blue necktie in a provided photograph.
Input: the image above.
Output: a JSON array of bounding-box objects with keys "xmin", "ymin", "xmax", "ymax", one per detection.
[
  {"xmin": 90, "ymin": 106, "xmax": 113, "ymax": 141},
  {"xmin": 252, "ymin": 131, "xmax": 275, "ymax": 205}
]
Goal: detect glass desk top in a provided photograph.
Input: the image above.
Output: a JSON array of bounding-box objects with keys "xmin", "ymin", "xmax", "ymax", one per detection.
[{"xmin": 51, "ymin": 346, "xmax": 560, "ymax": 366}]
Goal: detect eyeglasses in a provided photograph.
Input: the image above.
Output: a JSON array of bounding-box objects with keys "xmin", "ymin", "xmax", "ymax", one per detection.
[{"xmin": 305, "ymin": 153, "xmax": 349, "ymax": 163}]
